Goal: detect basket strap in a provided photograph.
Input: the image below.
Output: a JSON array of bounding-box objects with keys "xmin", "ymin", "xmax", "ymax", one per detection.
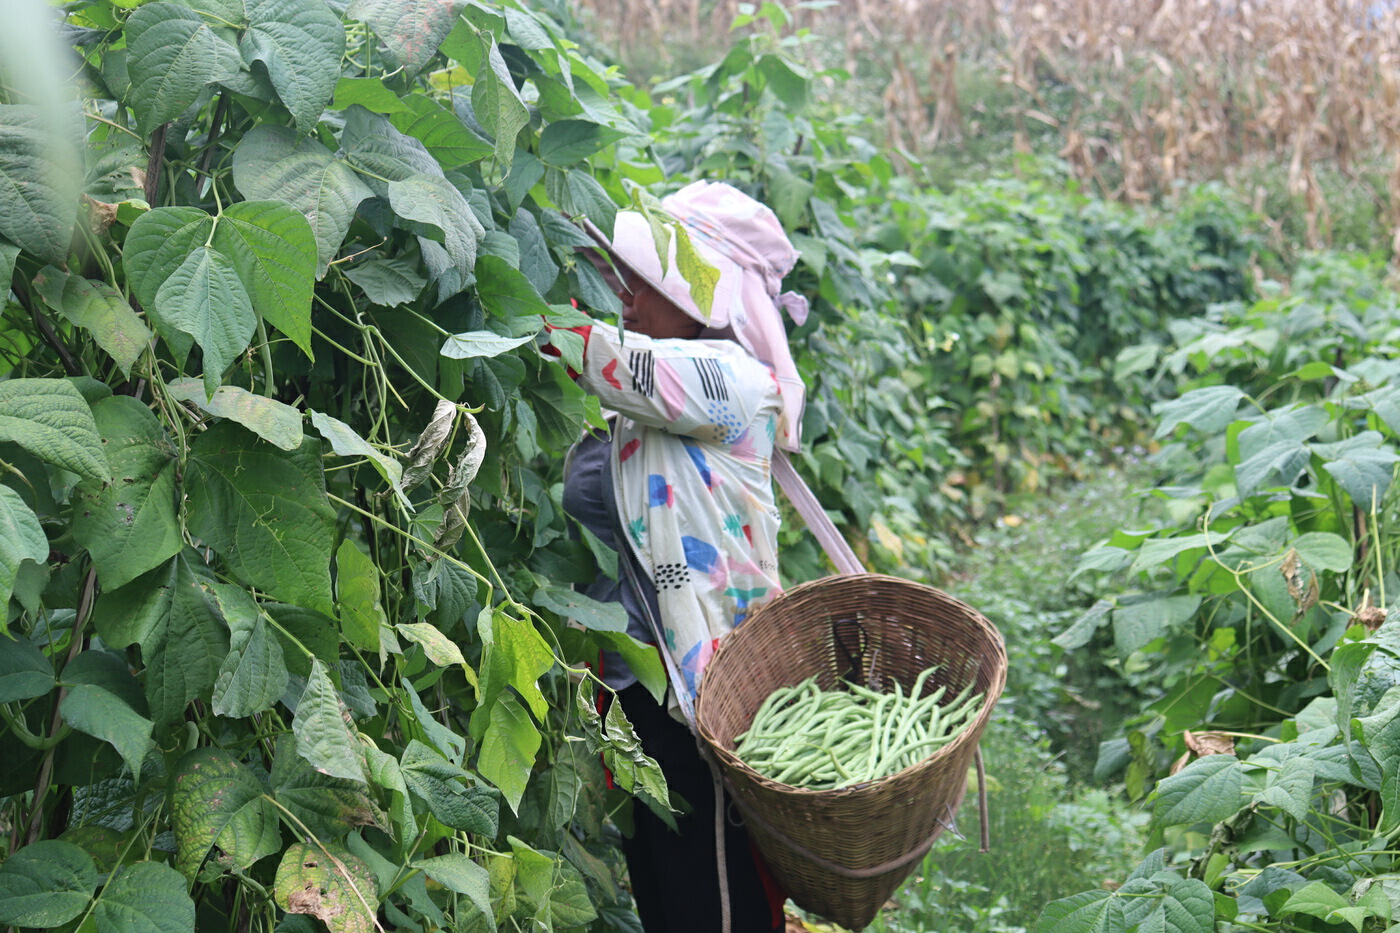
[
  {"xmin": 772, "ymin": 452, "xmax": 865, "ymax": 576},
  {"xmin": 721, "ymin": 778, "xmax": 951, "ymax": 879}
]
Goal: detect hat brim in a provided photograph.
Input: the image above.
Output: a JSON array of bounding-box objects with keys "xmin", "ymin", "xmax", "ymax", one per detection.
[{"xmin": 580, "ymin": 213, "xmax": 741, "ymax": 327}]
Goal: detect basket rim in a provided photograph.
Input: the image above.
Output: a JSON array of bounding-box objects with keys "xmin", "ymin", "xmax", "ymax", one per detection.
[{"xmin": 694, "ymin": 573, "xmax": 1008, "ymax": 798}]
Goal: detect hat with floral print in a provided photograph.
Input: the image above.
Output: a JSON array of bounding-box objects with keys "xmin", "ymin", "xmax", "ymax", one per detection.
[{"xmin": 582, "ymin": 181, "xmax": 809, "ymax": 452}]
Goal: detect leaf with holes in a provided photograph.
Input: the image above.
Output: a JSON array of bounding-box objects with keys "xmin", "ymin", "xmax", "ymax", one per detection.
[
  {"xmin": 0, "ymin": 378, "xmax": 109, "ymax": 483},
  {"xmin": 274, "ymin": 841, "xmax": 379, "ymax": 933},
  {"xmin": 240, "ymin": 0, "xmax": 345, "ymax": 131},
  {"xmin": 72, "ymin": 395, "xmax": 182, "ymax": 590},
  {"xmin": 170, "ymin": 747, "xmax": 281, "ymax": 880},
  {"xmin": 124, "ymin": 3, "xmax": 243, "ymax": 134},
  {"xmin": 93, "ymin": 862, "xmax": 196, "ymax": 933},
  {"xmin": 187, "ymin": 422, "xmax": 336, "ymax": 614}
]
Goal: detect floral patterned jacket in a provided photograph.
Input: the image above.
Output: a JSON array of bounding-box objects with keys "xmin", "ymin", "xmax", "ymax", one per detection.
[{"xmin": 573, "ymin": 322, "xmax": 784, "ymax": 715}]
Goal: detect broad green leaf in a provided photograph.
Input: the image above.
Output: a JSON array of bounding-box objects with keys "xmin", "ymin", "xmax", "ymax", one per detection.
[
  {"xmin": 211, "ymin": 200, "xmax": 318, "ymax": 359},
  {"xmin": 240, "ymin": 0, "xmax": 345, "ymax": 131},
  {"xmin": 121, "ymin": 206, "xmax": 211, "ymax": 362},
  {"xmin": 156, "ymin": 246, "xmax": 256, "ymax": 396},
  {"xmin": 347, "ymin": 0, "xmax": 463, "ymax": 75},
  {"xmin": 94, "ymin": 549, "xmax": 229, "ymax": 728},
  {"xmin": 1235, "ymin": 440, "xmax": 1312, "ymax": 499},
  {"xmin": 1314, "ymin": 431, "xmax": 1400, "ymax": 507},
  {"xmin": 508, "ymin": 838, "xmax": 597, "ymax": 929},
  {"xmin": 1112, "ymin": 594, "xmax": 1201, "ymax": 655},
  {"xmin": 336, "ymin": 540, "xmax": 384, "ymax": 653},
  {"xmin": 673, "ymin": 222, "xmax": 721, "ymax": 321},
  {"xmin": 1051, "ymin": 600, "xmax": 1113, "ymax": 651},
  {"xmin": 1034, "ymin": 890, "xmax": 1120, "ymax": 933},
  {"xmin": 330, "ymin": 76, "xmax": 409, "ymax": 113},
  {"xmin": 94, "ymin": 862, "xmax": 195, "ymax": 933},
  {"xmin": 1153, "ymin": 385, "xmax": 1245, "ymax": 439},
  {"xmin": 0, "ymin": 484, "xmax": 47, "ymax": 610},
  {"xmin": 413, "ymin": 854, "xmax": 494, "ymax": 929},
  {"xmin": 401, "ymin": 741, "xmax": 500, "ymax": 835},
  {"xmin": 398, "ymin": 621, "xmax": 467, "ymax": 668},
  {"xmin": 187, "ymin": 423, "xmax": 336, "ymax": 613},
  {"xmin": 387, "ymin": 173, "xmax": 483, "ymax": 283},
  {"xmin": 274, "ymin": 841, "xmax": 379, "ymax": 933},
  {"xmin": 411, "ymin": 558, "xmax": 478, "ymax": 627},
  {"xmin": 0, "ymin": 632, "xmax": 52, "ymax": 703},
  {"xmin": 0, "ymin": 238, "xmax": 17, "ymax": 291},
  {"xmin": 440, "ymin": 330, "xmax": 535, "ymax": 359},
  {"xmin": 31, "ymin": 267, "xmax": 150, "ymax": 376},
  {"xmin": 1237, "ymin": 404, "xmax": 1329, "ymax": 461},
  {"xmin": 271, "ymin": 735, "xmax": 379, "ymax": 841},
  {"xmin": 539, "ymin": 119, "xmax": 632, "ymax": 167},
  {"xmin": 0, "ymin": 378, "xmax": 110, "ymax": 483},
  {"xmin": 308, "ymin": 409, "xmax": 406, "ymax": 506},
  {"xmin": 1069, "ymin": 545, "xmax": 1133, "ymax": 580},
  {"xmin": 212, "ymin": 606, "xmax": 288, "ymax": 718},
  {"xmin": 0, "ymin": 840, "xmax": 97, "ymax": 927},
  {"xmin": 478, "ymin": 609, "xmax": 554, "ymax": 726},
  {"xmin": 600, "ymin": 698, "xmax": 670, "ymax": 810},
  {"xmin": 72, "ymin": 396, "xmax": 182, "ymax": 590},
  {"xmin": 125, "ymin": 3, "xmax": 243, "ymax": 134},
  {"xmin": 472, "ymin": 37, "xmax": 530, "ymax": 169},
  {"xmin": 765, "ymin": 163, "xmax": 814, "ymax": 230},
  {"xmin": 1292, "ymin": 531, "xmax": 1354, "ymax": 573},
  {"xmin": 402, "ymin": 678, "xmax": 466, "ymax": 764},
  {"xmin": 478, "ymin": 693, "xmax": 539, "ymax": 813},
  {"xmin": 1255, "ymin": 756, "xmax": 1315, "ymax": 821},
  {"xmin": 294, "ymin": 658, "xmax": 366, "ymax": 783},
  {"xmin": 1359, "ymin": 695, "xmax": 1400, "ymax": 831},
  {"xmin": 533, "ymin": 584, "xmax": 627, "ymax": 632},
  {"xmin": 339, "ymin": 104, "xmax": 440, "ymax": 190},
  {"xmin": 1143, "ymin": 878, "xmax": 1215, "ymax": 933},
  {"xmin": 561, "ymin": 169, "xmax": 617, "ymax": 247},
  {"xmin": 390, "ymin": 95, "xmax": 492, "ymax": 170},
  {"xmin": 1281, "ymin": 882, "xmax": 1353, "ymax": 924},
  {"xmin": 170, "ymin": 747, "xmax": 280, "ymax": 879},
  {"xmin": 589, "ymin": 628, "xmax": 667, "ymax": 704},
  {"xmin": 0, "ymin": 106, "xmax": 80, "ymax": 264},
  {"xmin": 1153, "ymin": 754, "xmax": 1246, "ymax": 827},
  {"xmin": 232, "ymin": 125, "xmax": 374, "ymax": 273},
  {"xmin": 475, "ymin": 253, "xmax": 550, "ymax": 320},
  {"xmin": 169, "ymin": 378, "xmax": 303, "ymax": 450},
  {"xmin": 1129, "ymin": 530, "xmax": 1232, "ymax": 575},
  {"xmin": 342, "ymin": 255, "xmax": 427, "ymax": 307},
  {"xmin": 60, "ymin": 684, "xmax": 154, "ymax": 782}
]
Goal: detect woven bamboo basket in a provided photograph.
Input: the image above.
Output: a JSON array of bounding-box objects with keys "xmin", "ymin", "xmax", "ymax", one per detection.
[{"xmin": 695, "ymin": 573, "xmax": 1006, "ymax": 931}]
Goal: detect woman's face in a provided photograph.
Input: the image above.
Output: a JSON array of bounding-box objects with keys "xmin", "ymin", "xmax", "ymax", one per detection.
[{"xmin": 618, "ymin": 267, "xmax": 703, "ymax": 340}]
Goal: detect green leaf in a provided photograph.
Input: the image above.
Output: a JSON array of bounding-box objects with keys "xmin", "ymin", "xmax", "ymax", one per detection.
[
  {"xmin": 1052, "ymin": 600, "xmax": 1112, "ymax": 651},
  {"xmin": 401, "ymin": 740, "xmax": 500, "ymax": 835},
  {"xmin": 479, "ymin": 609, "xmax": 554, "ymax": 726},
  {"xmin": 539, "ymin": 119, "xmax": 631, "ymax": 167},
  {"xmin": 508, "ymin": 838, "xmax": 597, "ymax": 929},
  {"xmin": 1128, "ymin": 530, "xmax": 1232, "ymax": 575},
  {"xmin": 0, "ymin": 840, "xmax": 97, "ymax": 927},
  {"xmin": 1359, "ymin": 695, "xmax": 1400, "ymax": 832},
  {"xmin": 402, "ymin": 678, "xmax": 466, "ymax": 764},
  {"xmin": 125, "ymin": 3, "xmax": 243, "ymax": 134},
  {"xmin": 72, "ymin": 396, "xmax": 182, "ymax": 590},
  {"xmin": 271, "ymin": 735, "xmax": 379, "ymax": 841},
  {"xmin": 347, "ymin": 0, "xmax": 463, "ymax": 75},
  {"xmin": 170, "ymin": 747, "xmax": 281, "ymax": 879},
  {"xmin": 0, "ymin": 106, "xmax": 81, "ymax": 264},
  {"xmin": 308, "ymin": 409, "xmax": 406, "ymax": 506},
  {"xmin": 93, "ymin": 861, "xmax": 196, "ymax": 933},
  {"xmin": 0, "ymin": 378, "xmax": 110, "ymax": 483},
  {"xmin": 413, "ymin": 854, "xmax": 494, "ymax": 929},
  {"xmin": 294, "ymin": 658, "xmax": 366, "ymax": 783},
  {"xmin": 94, "ymin": 549, "xmax": 229, "ymax": 728},
  {"xmin": 0, "ymin": 485, "xmax": 47, "ymax": 610},
  {"xmin": 390, "ymin": 95, "xmax": 492, "ymax": 171},
  {"xmin": 342, "ymin": 255, "xmax": 427, "ymax": 307},
  {"xmin": 1314, "ymin": 431, "xmax": 1400, "ymax": 507},
  {"xmin": 440, "ymin": 330, "xmax": 534, "ymax": 359},
  {"xmin": 330, "ymin": 76, "xmax": 409, "ymax": 114},
  {"xmin": 1144, "ymin": 878, "xmax": 1215, "ymax": 933},
  {"xmin": 0, "ymin": 238, "xmax": 17, "ymax": 292},
  {"xmin": 232, "ymin": 126, "xmax": 374, "ymax": 273},
  {"xmin": 1034, "ymin": 890, "xmax": 1120, "ymax": 933},
  {"xmin": 1281, "ymin": 881, "xmax": 1352, "ymax": 924},
  {"xmin": 1292, "ymin": 531, "xmax": 1354, "ymax": 573},
  {"xmin": 340, "ymin": 105, "xmax": 440, "ymax": 188},
  {"xmin": 121, "ymin": 206, "xmax": 210, "ymax": 362},
  {"xmin": 472, "ymin": 37, "xmax": 530, "ymax": 170},
  {"xmin": 1255, "ymin": 756, "xmax": 1315, "ymax": 821},
  {"xmin": 60, "ymin": 684, "xmax": 154, "ymax": 782},
  {"xmin": 1153, "ymin": 754, "xmax": 1246, "ymax": 827},
  {"xmin": 397, "ymin": 621, "xmax": 468, "ymax": 668},
  {"xmin": 0, "ymin": 632, "xmax": 53, "ymax": 703},
  {"xmin": 155, "ymin": 246, "xmax": 256, "ymax": 397},
  {"xmin": 1112, "ymin": 594, "xmax": 1201, "ymax": 655},
  {"xmin": 1153, "ymin": 385, "xmax": 1245, "ymax": 439},
  {"xmin": 335, "ymin": 540, "xmax": 384, "ymax": 654},
  {"xmin": 30, "ymin": 267, "xmax": 151, "ymax": 376},
  {"xmin": 240, "ymin": 0, "xmax": 345, "ymax": 131},
  {"xmin": 478, "ymin": 692, "xmax": 540, "ymax": 813},
  {"xmin": 1235, "ymin": 440, "xmax": 1312, "ymax": 499},
  {"xmin": 211, "ymin": 200, "xmax": 318, "ymax": 359},
  {"xmin": 187, "ymin": 422, "xmax": 336, "ymax": 613},
  {"xmin": 212, "ymin": 605, "xmax": 288, "ymax": 717},
  {"xmin": 475, "ymin": 253, "xmax": 550, "ymax": 320},
  {"xmin": 533, "ymin": 583, "xmax": 627, "ymax": 632},
  {"xmin": 387, "ymin": 173, "xmax": 483, "ymax": 284},
  {"xmin": 169, "ymin": 378, "xmax": 303, "ymax": 451},
  {"xmin": 274, "ymin": 841, "xmax": 379, "ymax": 933}
]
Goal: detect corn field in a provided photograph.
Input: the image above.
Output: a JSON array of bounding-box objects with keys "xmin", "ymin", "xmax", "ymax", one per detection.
[{"xmin": 571, "ymin": 0, "xmax": 1400, "ymax": 252}]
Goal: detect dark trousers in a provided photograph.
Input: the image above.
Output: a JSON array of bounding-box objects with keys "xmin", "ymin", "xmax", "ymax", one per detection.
[{"xmin": 615, "ymin": 683, "xmax": 784, "ymax": 933}]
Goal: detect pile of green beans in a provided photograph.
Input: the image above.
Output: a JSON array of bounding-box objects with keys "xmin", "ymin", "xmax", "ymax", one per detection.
[{"xmin": 732, "ymin": 667, "xmax": 983, "ymax": 790}]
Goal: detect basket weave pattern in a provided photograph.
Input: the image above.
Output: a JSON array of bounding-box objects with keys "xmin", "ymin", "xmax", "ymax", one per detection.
[{"xmin": 696, "ymin": 574, "xmax": 1007, "ymax": 931}]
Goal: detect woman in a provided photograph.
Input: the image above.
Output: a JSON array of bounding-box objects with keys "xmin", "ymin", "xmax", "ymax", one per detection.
[{"xmin": 551, "ymin": 180, "xmax": 809, "ymax": 933}]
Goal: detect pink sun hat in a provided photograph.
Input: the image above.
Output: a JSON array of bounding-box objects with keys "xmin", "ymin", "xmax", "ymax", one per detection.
[{"xmin": 581, "ymin": 180, "xmax": 810, "ymax": 452}]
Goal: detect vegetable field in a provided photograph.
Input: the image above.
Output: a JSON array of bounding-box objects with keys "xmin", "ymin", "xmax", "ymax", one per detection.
[{"xmin": 5, "ymin": 0, "xmax": 1400, "ymax": 932}]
